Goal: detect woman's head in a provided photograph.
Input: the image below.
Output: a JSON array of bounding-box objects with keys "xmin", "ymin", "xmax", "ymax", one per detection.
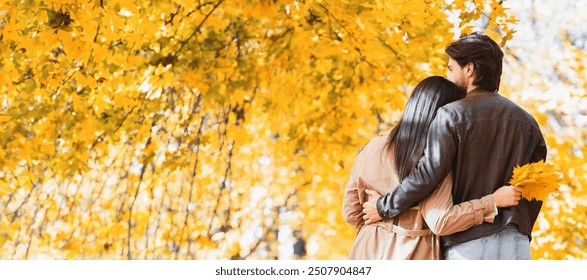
[{"xmin": 386, "ymin": 76, "xmax": 465, "ymax": 181}]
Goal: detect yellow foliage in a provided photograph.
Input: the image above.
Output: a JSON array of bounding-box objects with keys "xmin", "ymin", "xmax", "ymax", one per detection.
[
  {"xmin": 509, "ymin": 161, "xmax": 560, "ymax": 201},
  {"xmin": 5, "ymin": 0, "xmax": 580, "ymax": 261}
]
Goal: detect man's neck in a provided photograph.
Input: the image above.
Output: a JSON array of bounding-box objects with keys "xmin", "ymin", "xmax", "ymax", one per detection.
[{"xmin": 466, "ymin": 86, "xmax": 487, "ymax": 95}]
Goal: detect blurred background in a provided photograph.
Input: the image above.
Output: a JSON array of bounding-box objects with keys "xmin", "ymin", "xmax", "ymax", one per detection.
[{"xmin": 0, "ymin": 0, "xmax": 585, "ymax": 259}]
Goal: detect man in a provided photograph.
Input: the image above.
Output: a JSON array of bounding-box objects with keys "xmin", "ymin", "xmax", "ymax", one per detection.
[{"xmin": 362, "ymin": 32, "xmax": 547, "ymax": 259}]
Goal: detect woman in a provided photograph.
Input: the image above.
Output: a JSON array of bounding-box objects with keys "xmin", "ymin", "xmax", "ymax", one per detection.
[{"xmin": 342, "ymin": 76, "xmax": 521, "ymax": 259}]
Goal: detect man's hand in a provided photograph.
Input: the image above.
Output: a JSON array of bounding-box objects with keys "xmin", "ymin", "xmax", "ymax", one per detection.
[{"xmin": 362, "ymin": 189, "xmax": 383, "ymax": 225}]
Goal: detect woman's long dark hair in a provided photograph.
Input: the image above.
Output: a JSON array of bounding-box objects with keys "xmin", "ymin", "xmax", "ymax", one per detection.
[{"xmin": 385, "ymin": 76, "xmax": 466, "ymax": 181}]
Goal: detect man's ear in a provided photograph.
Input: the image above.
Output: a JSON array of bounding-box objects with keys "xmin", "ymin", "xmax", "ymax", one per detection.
[{"xmin": 465, "ymin": 62, "xmax": 475, "ymax": 78}]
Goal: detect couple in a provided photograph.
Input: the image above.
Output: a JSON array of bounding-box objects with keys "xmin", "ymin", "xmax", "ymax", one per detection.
[{"xmin": 342, "ymin": 32, "xmax": 547, "ymax": 260}]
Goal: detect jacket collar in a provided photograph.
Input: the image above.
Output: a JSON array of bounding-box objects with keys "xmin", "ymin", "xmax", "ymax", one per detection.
[{"xmin": 466, "ymin": 88, "xmax": 496, "ymax": 96}]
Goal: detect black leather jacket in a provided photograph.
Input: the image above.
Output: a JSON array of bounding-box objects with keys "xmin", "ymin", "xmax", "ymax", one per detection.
[{"xmin": 376, "ymin": 89, "xmax": 547, "ymax": 247}]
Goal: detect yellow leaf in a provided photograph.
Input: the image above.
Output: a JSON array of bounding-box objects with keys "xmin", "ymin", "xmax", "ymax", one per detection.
[
  {"xmin": 113, "ymin": 94, "xmax": 138, "ymax": 110},
  {"xmin": 72, "ymin": 93, "xmax": 85, "ymax": 113},
  {"xmin": 509, "ymin": 161, "xmax": 560, "ymax": 201},
  {"xmin": 0, "ymin": 234, "xmax": 8, "ymax": 248}
]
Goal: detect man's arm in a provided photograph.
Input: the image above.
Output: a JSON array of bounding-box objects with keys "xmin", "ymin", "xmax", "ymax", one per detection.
[
  {"xmin": 530, "ymin": 129, "xmax": 547, "ymax": 163},
  {"xmin": 376, "ymin": 107, "xmax": 458, "ymax": 219}
]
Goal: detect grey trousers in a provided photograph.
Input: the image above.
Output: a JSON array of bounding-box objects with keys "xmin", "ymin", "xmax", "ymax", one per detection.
[{"xmin": 444, "ymin": 225, "xmax": 531, "ymax": 260}]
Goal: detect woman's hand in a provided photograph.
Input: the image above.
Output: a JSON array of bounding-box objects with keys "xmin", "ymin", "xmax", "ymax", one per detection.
[{"xmin": 492, "ymin": 185, "xmax": 523, "ymax": 207}]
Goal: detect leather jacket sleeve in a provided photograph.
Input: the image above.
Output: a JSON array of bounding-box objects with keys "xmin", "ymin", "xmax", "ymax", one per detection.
[
  {"xmin": 376, "ymin": 107, "xmax": 457, "ymax": 219},
  {"xmin": 530, "ymin": 132, "xmax": 547, "ymax": 163}
]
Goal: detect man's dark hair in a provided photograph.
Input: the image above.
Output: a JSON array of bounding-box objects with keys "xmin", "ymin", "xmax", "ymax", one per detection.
[{"xmin": 445, "ymin": 32, "xmax": 504, "ymax": 92}]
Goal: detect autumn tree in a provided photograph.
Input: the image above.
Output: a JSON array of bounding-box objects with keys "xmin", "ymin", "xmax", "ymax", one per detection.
[{"xmin": 3, "ymin": 0, "xmax": 580, "ymax": 260}]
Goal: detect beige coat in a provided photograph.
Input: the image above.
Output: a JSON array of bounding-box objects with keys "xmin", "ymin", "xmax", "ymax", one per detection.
[{"xmin": 342, "ymin": 134, "xmax": 496, "ymax": 260}]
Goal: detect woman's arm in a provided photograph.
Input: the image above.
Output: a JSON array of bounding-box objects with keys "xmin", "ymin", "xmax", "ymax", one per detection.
[
  {"xmin": 342, "ymin": 157, "xmax": 364, "ymax": 229},
  {"xmin": 420, "ymin": 173, "xmax": 521, "ymax": 236}
]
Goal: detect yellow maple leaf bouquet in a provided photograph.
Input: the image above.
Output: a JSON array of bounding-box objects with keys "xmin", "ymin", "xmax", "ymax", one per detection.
[{"xmin": 508, "ymin": 160, "xmax": 560, "ymax": 201}]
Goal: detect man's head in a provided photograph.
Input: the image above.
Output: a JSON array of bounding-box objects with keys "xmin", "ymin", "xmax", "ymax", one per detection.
[{"xmin": 445, "ymin": 32, "xmax": 504, "ymax": 92}]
